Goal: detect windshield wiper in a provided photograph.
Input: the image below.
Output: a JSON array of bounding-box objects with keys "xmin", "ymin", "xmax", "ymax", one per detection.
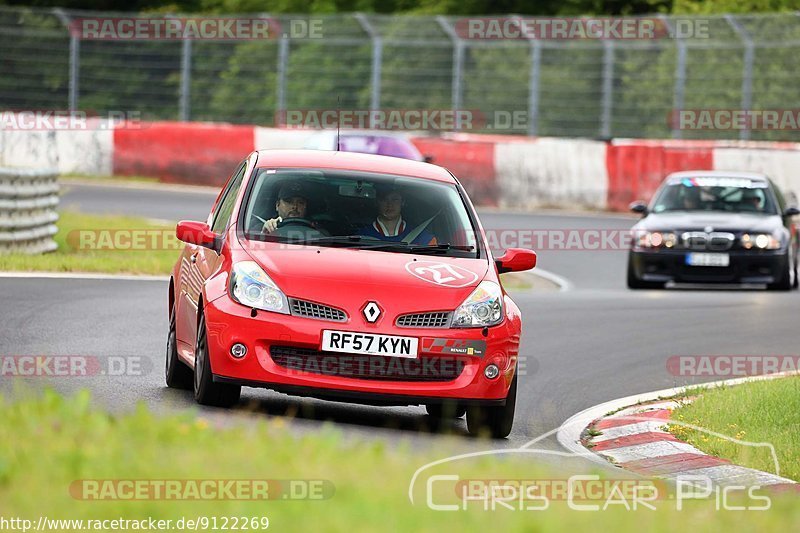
[
  {"xmin": 406, "ymin": 243, "xmax": 476, "ymax": 255},
  {"xmin": 298, "ymin": 235, "xmax": 401, "ymax": 249}
]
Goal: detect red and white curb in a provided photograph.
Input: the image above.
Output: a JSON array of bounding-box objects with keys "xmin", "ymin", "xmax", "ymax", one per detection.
[
  {"xmin": 557, "ymin": 373, "xmax": 799, "ymax": 492},
  {"xmin": 586, "ymin": 400, "xmax": 797, "ymax": 492}
]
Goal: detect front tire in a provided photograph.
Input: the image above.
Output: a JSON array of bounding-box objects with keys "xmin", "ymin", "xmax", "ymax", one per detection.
[
  {"xmin": 466, "ymin": 372, "xmax": 517, "ymax": 439},
  {"xmin": 193, "ymin": 311, "xmax": 241, "ymax": 407},
  {"xmin": 165, "ymin": 303, "xmax": 192, "ymax": 389}
]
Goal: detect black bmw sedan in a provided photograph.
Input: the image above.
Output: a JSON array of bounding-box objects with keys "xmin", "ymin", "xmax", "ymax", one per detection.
[{"xmin": 628, "ymin": 171, "xmax": 799, "ymax": 290}]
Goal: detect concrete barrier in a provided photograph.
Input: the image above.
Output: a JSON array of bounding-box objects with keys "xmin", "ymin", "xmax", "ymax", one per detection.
[
  {"xmin": 5, "ymin": 117, "xmax": 800, "ymax": 212},
  {"xmin": 0, "ymin": 168, "xmax": 59, "ymax": 254}
]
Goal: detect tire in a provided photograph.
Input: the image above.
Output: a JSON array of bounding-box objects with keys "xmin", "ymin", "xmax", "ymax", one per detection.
[
  {"xmin": 767, "ymin": 252, "xmax": 793, "ymax": 291},
  {"xmin": 165, "ymin": 302, "xmax": 192, "ymax": 389},
  {"xmin": 466, "ymin": 372, "xmax": 517, "ymax": 439},
  {"xmin": 426, "ymin": 401, "xmax": 467, "ymax": 419},
  {"xmin": 627, "ymin": 256, "xmax": 665, "ymax": 290},
  {"xmin": 193, "ymin": 311, "xmax": 241, "ymax": 407}
]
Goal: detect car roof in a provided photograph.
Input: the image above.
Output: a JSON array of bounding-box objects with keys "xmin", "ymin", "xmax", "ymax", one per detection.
[
  {"xmin": 254, "ymin": 149, "xmax": 455, "ymax": 183},
  {"xmin": 666, "ymin": 170, "xmax": 770, "ymax": 182}
]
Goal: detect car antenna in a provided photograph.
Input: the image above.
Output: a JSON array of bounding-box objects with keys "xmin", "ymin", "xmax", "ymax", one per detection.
[{"xmin": 336, "ymin": 95, "xmax": 341, "ymax": 151}]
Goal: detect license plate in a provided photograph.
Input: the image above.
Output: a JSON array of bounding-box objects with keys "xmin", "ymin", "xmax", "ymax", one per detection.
[
  {"xmin": 685, "ymin": 253, "xmax": 730, "ymax": 267},
  {"xmin": 321, "ymin": 330, "xmax": 418, "ymax": 358}
]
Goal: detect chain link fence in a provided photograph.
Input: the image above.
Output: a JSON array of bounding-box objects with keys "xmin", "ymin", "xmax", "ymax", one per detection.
[{"xmin": 1, "ymin": 7, "xmax": 800, "ymax": 140}]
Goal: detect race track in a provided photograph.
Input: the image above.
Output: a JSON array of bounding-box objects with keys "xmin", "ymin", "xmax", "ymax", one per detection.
[{"xmin": 3, "ymin": 182, "xmax": 797, "ymax": 471}]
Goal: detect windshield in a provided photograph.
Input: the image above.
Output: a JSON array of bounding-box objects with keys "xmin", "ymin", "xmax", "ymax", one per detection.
[
  {"xmin": 651, "ymin": 176, "xmax": 778, "ymax": 215},
  {"xmin": 239, "ymin": 168, "xmax": 480, "ymax": 258}
]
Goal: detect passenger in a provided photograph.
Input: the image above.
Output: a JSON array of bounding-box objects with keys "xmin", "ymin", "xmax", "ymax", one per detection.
[{"xmin": 359, "ymin": 186, "xmax": 437, "ymax": 245}]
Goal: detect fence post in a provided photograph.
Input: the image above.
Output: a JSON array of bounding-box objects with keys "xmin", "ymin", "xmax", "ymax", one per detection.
[
  {"xmin": 276, "ymin": 35, "xmax": 290, "ymax": 124},
  {"xmin": 600, "ymin": 40, "xmax": 615, "ymax": 139},
  {"xmin": 355, "ymin": 14, "xmax": 382, "ymax": 114},
  {"xmin": 725, "ymin": 14, "xmax": 754, "ymax": 141},
  {"xmin": 53, "ymin": 9, "xmax": 79, "ymax": 112},
  {"xmin": 179, "ymin": 38, "xmax": 192, "ymax": 121},
  {"xmin": 437, "ymin": 16, "xmax": 464, "ymax": 131}
]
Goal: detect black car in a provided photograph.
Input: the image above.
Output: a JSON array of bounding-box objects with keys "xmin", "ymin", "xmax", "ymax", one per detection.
[{"xmin": 627, "ymin": 171, "xmax": 799, "ymax": 290}]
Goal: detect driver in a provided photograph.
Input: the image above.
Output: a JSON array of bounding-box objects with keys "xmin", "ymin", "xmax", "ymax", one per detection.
[
  {"xmin": 262, "ymin": 182, "xmax": 311, "ymax": 234},
  {"xmin": 740, "ymin": 189, "xmax": 762, "ymax": 211},
  {"xmin": 358, "ymin": 185, "xmax": 437, "ymax": 245}
]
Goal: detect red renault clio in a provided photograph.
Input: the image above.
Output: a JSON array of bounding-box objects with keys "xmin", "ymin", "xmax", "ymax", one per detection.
[{"xmin": 167, "ymin": 150, "xmax": 536, "ymax": 438}]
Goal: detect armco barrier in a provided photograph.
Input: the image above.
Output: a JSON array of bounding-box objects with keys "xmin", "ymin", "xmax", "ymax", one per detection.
[{"xmin": 0, "ymin": 168, "xmax": 59, "ymax": 254}]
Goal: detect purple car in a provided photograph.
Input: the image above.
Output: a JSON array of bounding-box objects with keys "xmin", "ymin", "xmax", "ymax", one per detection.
[{"xmin": 304, "ymin": 130, "xmax": 429, "ymax": 162}]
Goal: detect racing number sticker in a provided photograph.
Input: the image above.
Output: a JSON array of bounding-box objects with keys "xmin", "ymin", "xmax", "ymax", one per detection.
[{"xmin": 404, "ymin": 260, "xmax": 479, "ymax": 287}]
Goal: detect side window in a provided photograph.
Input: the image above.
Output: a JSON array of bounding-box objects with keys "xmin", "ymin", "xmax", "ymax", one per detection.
[{"xmin": 211, "ymin": 163, "xmax": 247, "ymax": 234}]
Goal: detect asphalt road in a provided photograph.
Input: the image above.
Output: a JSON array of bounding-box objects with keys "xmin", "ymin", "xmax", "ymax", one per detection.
[{"xmin": 3, "ymin": 182, "xmax": 798, "ymax": 471}]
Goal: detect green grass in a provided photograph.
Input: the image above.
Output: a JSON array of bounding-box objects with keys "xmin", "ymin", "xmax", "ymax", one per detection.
[
  {"xmin": 0, "ymin": 390, "xmax": 798, "ymax": 531},
  {"xmin": 669, "ymin": 376, "xmax": 800, "ymax": 481},
  {"xmin": 0, "ymin": 211, "xmax": 179, "ymax": 275},
  {"xmin": 62, "ymin": 173, "xmax": 161, "ymax": 185}
]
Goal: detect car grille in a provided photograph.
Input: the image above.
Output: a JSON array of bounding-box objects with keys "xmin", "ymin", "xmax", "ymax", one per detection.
[
  {"xmin": 396, "ymin": 312, "xmax": 451, "ymax": 328},
  {"xmin": 289, "ymin": 299, "xmax": 347, "ymax": 322},
  {"xmin": 270, "ymin": 346, "xmax": 465, "ymax": 382},
  {"xmin": 679, "ymin": 231, "xmax": 735, "ymax": 251}
]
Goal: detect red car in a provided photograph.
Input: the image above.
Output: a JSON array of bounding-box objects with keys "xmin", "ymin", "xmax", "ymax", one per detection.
[{"xmin": 166, "ymin": 150, "xmax": 536, "ymax": 438}]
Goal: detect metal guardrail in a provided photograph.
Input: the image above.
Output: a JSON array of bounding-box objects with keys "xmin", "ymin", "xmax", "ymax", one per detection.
[{"xmin": 0, "ymin": 168, "xmax": 59, "ymax": 254}]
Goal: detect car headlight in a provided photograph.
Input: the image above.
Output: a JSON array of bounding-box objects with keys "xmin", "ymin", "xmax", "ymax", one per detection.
[
  {"xmin": 451, "ymin": 281, "xmax": 503, "ymax": 328},
  {"xmin": 636, "ymin": 231, "xmax": 676, "ymax": 249},
  {"xmin": 230, "ymin": 261, "xmax": 289, "ymax": 314},
  {"xmin": 741, "ymin": 232, "xmax": 781, "ymax": 250}
]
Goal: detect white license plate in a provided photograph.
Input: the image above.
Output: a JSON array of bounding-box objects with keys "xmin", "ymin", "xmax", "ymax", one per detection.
[
  {"xmin": 686, "ymin": 253, "xmax": 730, "ymax": 267},
  {"xmin": 321, "ymin": 330, "xmax": 418, "ymax": 358}
]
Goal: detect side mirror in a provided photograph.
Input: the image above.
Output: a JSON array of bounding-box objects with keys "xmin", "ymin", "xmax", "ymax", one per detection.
[
  {"xmin": 629, "ymin": 201, "xmax": 648, "ymax": 215},
  {"xmin": 423, "ymin": 155, "xmax": 434, "ymax": 164},
  {"xmin": 495, "ymin": 248, "xmax": 537, "ymax": 274},
  {"xmin": 783, "ymin": 206, "xmax": 800, "ymax": 217},
  {"xmin": 176, "ymin": 220, "xmax": 219, "ymax": 251}
]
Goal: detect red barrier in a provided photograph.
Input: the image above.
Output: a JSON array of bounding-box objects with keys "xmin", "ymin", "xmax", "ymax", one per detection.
[
  {"xmin": 411, "ymin": 136, "xmax": 497, "ymax": 206},
  {"xmin": 606, "ymin": 140, "xmax": 714, "ymax": 211},
  {"xmin": 113, "ymin": 121, "xmax": 255, "ymax": 186}
]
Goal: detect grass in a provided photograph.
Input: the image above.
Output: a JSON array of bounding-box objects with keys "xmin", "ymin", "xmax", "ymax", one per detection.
[
  {"xmin": 61, "ymin": 173, "xmax": 161, "ymax": 185},
  {"xmin": 0, "ymin": 211, "xmax": 179, "ymax": 275},
  {"xmin": 669, "ymin": 376, "xmax": 800, "ymax": 481},
  {"xmin": 0, "ymin": 389, "xmax": 798, "ymax": 531}
]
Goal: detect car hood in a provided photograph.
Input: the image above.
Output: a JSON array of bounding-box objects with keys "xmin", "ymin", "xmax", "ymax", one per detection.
[
  {"xmin": 635, "ymin": 212, "xmax": 783, "ymax": 233},
  {"xmin": 241, "ymin": 242, "xmax": 490, "ymax": 315}
]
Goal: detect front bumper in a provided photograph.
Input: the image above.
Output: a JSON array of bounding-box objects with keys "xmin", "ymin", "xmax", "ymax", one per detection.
[
  {"xmin": 630, "ymin": 248, "xmax": 788, "ymax": 284},
  {"xmin": 203, "ymin": 295, "xmax": 520, "ymax": 405}
]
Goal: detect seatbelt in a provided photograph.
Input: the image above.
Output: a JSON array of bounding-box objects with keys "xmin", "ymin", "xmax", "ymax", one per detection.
[{"xmin": 404, "ymin": 210, "xmax": 441, "ymax": 243}]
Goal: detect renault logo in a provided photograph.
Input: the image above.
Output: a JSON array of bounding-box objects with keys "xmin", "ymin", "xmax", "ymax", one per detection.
[{"xmin": 362, "ymin": 302, "xmax": 381, "ymax": 323}]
